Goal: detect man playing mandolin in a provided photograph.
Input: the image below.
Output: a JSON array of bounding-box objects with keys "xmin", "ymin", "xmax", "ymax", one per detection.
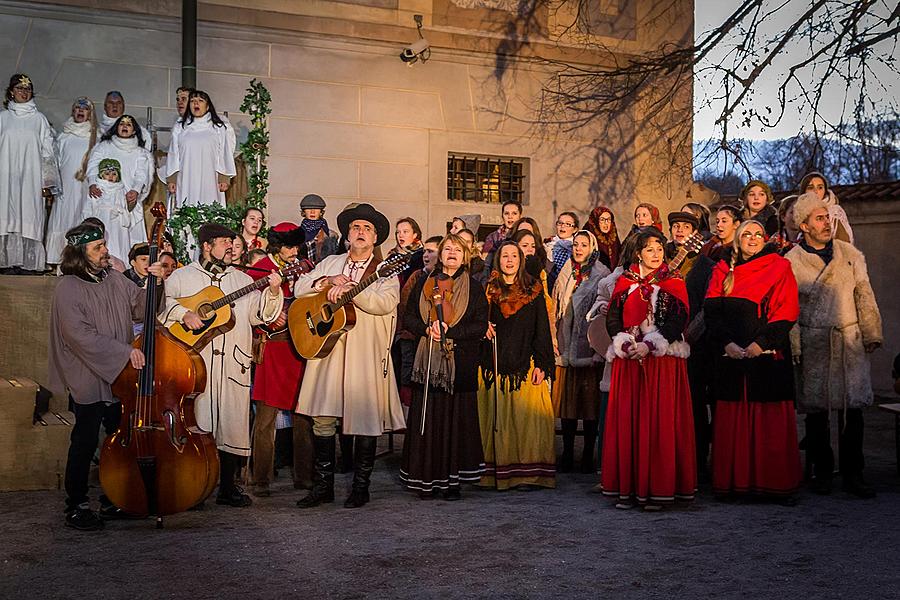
[
  {"xmin": 162, "ymin": 223, "xmax": 284, "ymax": 508},
  {"xmin": 293, "ymin": 203, "xmax": 406, "ymax": 510}
]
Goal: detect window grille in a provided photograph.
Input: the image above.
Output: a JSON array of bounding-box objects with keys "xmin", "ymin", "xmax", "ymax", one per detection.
[{"xmin": 447, "ymin": 153, "xmax": 527, "ymax": 204}]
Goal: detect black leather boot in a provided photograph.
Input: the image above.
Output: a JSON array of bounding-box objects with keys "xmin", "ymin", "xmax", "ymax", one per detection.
[
  {"xmin": 296, "ymin": 435, "xmax": 335, "ymax": 508},
  {"xmin": 344, "ymin": 435, "xmax": 377, "ymax": 508},
  {"xmin": 338, "ymin": 433, "xmax": 355, "ymax": 474}
]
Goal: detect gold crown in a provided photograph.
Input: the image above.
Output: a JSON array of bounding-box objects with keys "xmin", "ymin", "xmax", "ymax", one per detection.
[
  {"xmin": 120, "ymin": 115, "xmax": 133, "ymax": 125},
  {"xmin": 17, "ymin": 75, "xmax": 31, "ymax": 88}
]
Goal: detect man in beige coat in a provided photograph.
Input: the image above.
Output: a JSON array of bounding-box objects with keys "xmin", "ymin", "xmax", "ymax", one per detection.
[
  {"xmin": 293, "ymin": 204, "xmax": 405, "ymax": 509},
  {"xmin": 785, "ymin": 193, "xmax": 882, "ymax": 498}
]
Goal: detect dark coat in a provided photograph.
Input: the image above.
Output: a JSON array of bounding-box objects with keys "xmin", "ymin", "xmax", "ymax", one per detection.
[{"xmin": 403, "ymin": 270, "xmax": 489, "ymax": 394}]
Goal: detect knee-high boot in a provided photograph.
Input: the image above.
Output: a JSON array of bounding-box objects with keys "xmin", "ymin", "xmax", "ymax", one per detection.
[
  {"xmin": 296, "ymin": 435, "xmax": 335, "ymax": 508},
  {"xmin": 344, "ymin": 435, "xmax": 377, "ymax": 508}
]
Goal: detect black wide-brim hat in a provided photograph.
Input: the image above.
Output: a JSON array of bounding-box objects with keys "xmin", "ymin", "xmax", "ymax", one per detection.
[{"xmin": 337, "ymin": 203, "xmax": 390, "ymax": 246}]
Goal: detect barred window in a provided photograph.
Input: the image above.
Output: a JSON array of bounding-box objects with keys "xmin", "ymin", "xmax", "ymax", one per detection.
[{"xmin": 447, "ymin": 153, "xmax": 527, "ymax": 204}]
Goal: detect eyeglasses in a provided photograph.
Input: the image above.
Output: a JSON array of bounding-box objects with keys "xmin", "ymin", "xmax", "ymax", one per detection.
[
  {"xmin": 740, "ymin": 231, "xmax": 765, "ymax": 240},
  {"xmin": 556, "ymin": 221, "xmax": 576, "ymax": 227},
  {"xmin": 596, "ymin": 217, "xmax": 612, "ymax": 223}
]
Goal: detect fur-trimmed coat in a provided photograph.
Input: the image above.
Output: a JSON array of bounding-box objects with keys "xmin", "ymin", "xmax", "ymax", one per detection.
[{"xmin": 785, "ymin": 240, "xmax": 882, "ymax": 412}]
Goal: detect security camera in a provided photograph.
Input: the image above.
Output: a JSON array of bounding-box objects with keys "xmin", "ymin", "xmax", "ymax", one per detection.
[{"xmin": 400, "ymin": 38, "xmax": 431, "ymax": 64}]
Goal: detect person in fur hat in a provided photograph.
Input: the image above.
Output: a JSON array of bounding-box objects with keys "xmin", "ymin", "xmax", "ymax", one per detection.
[
  {"xmin": 247, "ymin": 222, "xmax": 316, "ymax": 497},
  {"xmin": 785, "ymin": 192, "xmax": 882, "ymax": 498},
  {"xmin": 797, "ymin": 171, "xmax": 854, "ymax": 244}
]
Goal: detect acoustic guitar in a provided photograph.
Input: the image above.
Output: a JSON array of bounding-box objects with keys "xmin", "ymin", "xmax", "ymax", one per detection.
[
  {"xmin": 586, "ymin": 231, "xmax": 705, "ymax": 356},
  {"xmin": 288, "ymin": 249, "xmax": 422, "ymax": 360},
  {"xmin": 168, "ymin": 260, "xmax": 312, "ymax": 350}
]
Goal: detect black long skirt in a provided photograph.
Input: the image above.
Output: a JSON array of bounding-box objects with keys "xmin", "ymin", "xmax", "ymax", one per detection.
[{"xmin": 400, "ymin": 386, "xmax": 485, "ymax": 492}]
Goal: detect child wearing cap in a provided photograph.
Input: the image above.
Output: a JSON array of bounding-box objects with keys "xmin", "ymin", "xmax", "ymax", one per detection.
[{"xmin": 81, "ymin": 158, "xmax": 134, "ymax": 262}]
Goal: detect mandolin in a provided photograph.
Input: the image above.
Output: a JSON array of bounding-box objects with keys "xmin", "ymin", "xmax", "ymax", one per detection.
[
  {"xmin": 288, "ymin": 249, "xmax": 422, "ymax": 360},
  {"xmin": 168, "ymin": 259, "xmax": 312, "ymax": 349}
]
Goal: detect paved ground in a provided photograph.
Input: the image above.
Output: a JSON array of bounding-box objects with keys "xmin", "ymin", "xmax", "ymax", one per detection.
[{"xmin": 1, "ymin": 406, "xmax": 899, "ymax": 599}]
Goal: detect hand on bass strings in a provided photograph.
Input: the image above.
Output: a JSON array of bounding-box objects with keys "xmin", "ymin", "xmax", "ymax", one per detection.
[
  {"xmin": 182, "ymin": 310, "xmax": 205, "ymax": 331},
  {"xmin": 129, "ymin": 348, "xmax": 146, "ymax": 370},
  {"xmin": 428, "ymin": 320, "xmax": 448, "ymax": 342},
  {"xmin": 531, "ymin": 367, "xmax": 545, "ymax": 386},
  {"xmin": 146, "ymin": 261, "xmax": 166, "ymax": 281},
  {"xmin": 485, "ymin": 322, "xmax": 496, "ymax": 341}
]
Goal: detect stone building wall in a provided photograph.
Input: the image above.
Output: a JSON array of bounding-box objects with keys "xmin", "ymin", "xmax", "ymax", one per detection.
[{"xmin": 0, "ymin": 0, "xmax": 694, "ymax": 238}]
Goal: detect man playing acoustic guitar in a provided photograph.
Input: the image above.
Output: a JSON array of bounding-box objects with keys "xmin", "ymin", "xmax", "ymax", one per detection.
[
  {"xmin": 162, "ymin": 223, "xmax": 283, "ymax": 508},
  {"xmin": 293, "ymin": 203, "xmax": 406, "ymax": 509}
]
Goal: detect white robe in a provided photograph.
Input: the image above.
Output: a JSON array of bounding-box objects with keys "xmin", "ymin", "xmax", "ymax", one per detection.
[
  {"xmin": 81, "ymin": 179, "xmax": 132, "ymax": 261},
  {"xmin": 0, "ymin": 100, "xmax": 57, "ymax": 270},
  {"xmin": 293, "ymin": 254, "xmax": 406, "ymax": 436},
  {"xmin": 161, "ymin": 262, "xmax": 283, "ymax": 456},
  {"xmin": 46, "ymin": 119, "xmax": 92, "ymax": 262},
  {"xmin": 99, "ymin": 112, "xmax": 151, "ymax": 148},
  {"xmin": 86, "ymin": 136, "xmax": 152, "ymax": 248},
  {"xmin": 166, "ymin": 113, "xmax": 236, "ymax": 209}
]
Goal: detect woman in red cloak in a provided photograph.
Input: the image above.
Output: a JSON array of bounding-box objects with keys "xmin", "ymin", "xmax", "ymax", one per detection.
[
  {"xmin": 601, "ymin": 227, "xmax": 696, "ymax": 510},
  {"xmin": 703, "ymin": 219, "xmax": 801, "ymax": 503}
]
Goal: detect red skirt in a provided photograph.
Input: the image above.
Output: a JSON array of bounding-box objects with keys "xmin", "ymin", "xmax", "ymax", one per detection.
[
  {"xmin": 711, "ymin": 386, "xmax": 801, "ymax": 496},
  {"xmin": 600, "ymin": 355, "xmax": 697, "ymax": 504},
  {"xmin": 251, "ymin": 339, "xmax": 305, "ymax": 410}
]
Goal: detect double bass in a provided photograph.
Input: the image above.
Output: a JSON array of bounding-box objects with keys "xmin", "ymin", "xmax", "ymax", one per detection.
[{"xmin": 100, "ymin": 203, "xmax": 219, "ymax": 527}]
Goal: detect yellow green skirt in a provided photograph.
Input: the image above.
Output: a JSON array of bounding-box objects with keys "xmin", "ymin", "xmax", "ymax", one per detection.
[{"xmin": 477, "ymin": 365, "xmax": 557, "ymax": 490}]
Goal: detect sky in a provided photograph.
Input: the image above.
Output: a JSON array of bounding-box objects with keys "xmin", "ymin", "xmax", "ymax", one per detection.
[{"xmin": 692, "ymin": 0, "xmax": 900, "ymax": 142}]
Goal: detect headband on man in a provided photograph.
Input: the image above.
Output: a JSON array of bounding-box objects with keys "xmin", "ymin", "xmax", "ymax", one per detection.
[{"xmin": 67, "ymin": 228, "xmax": 104, "ymax": 247}]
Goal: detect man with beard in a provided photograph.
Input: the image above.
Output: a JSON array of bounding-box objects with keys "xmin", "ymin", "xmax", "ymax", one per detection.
[
  {"xmin": 161, "ymin": 223, "xmax": 284, "ymax": 507},
  {"xmin": 785, "ymin": 193, "xmax": 882, "ymax": 498},
  {"xmin": 48, "ymin": 222, "xmax": 165, "ymax": 530}
]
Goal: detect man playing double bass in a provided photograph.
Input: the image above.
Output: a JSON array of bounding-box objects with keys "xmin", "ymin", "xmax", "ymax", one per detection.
[
  {"xmin": 293, "ymin": 203, "xmax": 405, "ymax": 509},
  {"xmin": 162, "ymin": 223, "xmax": 283, "ymax": 508},
  {"xmin": 49, "ymin": 222, "xmax": 166, "ymax": 531}
]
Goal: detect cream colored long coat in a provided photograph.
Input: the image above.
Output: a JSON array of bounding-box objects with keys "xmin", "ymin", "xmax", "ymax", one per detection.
[
  {"xmin": 162, "ymin": 262, "xmax": 283, "ymax": 456},
  {"xmin": 293, "ymin": 253, "xmax": 405, "ymax": 436},
  {"xmin": 785, "ymin": 240, "xmax": 882, "ymax": 412}
]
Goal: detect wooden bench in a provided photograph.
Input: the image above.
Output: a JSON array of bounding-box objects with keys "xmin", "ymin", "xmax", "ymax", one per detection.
[{"xmin": 878, "ymin": 403, "xmax": 900, "ymax": 475}]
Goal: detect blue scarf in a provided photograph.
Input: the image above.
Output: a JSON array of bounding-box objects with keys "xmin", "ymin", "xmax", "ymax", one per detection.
[{"xmin": 301, "ymin": 218, "xmax": 329, "ymax": 242}]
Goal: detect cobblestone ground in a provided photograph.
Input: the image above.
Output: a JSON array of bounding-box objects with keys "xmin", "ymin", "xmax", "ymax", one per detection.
[{"xmin": 1, "ymin": 407, "xmax": 898, "ymax": 599}]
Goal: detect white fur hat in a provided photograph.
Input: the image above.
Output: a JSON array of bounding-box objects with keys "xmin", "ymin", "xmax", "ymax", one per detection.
[{"xmin": 792, "ymin": 192, "xmax": 828, "ymax": 226}]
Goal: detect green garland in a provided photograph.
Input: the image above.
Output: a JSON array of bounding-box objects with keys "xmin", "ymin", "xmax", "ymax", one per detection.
[{"xmin": 168, "ymin": 78, "xmax": 271, "ymax": 260}]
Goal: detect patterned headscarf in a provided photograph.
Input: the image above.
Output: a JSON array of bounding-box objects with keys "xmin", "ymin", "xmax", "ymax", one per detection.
[{"xmin": 586, "ymin": 205, "xmax": 621, "ymax": 267}]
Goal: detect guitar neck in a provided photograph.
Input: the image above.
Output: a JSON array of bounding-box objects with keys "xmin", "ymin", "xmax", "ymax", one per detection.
[
  {"xmin": 668, "ymin": 247, "xmax": 689, "ymax": 271},
  {"xmin": 210, "ymin": 262, "xmax": 308, "ymax": 309}
]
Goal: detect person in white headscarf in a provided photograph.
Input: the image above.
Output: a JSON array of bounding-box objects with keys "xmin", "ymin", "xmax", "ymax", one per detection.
[
  {"xmin": 46, "ymin": 97, "xmax": 98, "ymax": 264},
  {"xmin": 0, "ymin": 73, "xmax": 58, "ymax": 273},
  {"xmin": 166, "ymin": 90, "xmax": 236, "ymax": 209},
  {"xmin": 85, "ymin": 114, "xmax": 153, "ymax": 249}
]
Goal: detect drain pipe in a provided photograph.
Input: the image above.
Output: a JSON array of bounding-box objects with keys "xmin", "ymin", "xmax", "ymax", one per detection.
[{"xmin": 182, "ymin": 0, "xmax": 197, "ymax": 88}]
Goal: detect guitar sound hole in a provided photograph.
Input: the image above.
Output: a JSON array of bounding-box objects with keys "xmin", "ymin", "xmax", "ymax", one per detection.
[{"xmin": 197, "ymin": 304, "xmax": 213, "ymax": 319}]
